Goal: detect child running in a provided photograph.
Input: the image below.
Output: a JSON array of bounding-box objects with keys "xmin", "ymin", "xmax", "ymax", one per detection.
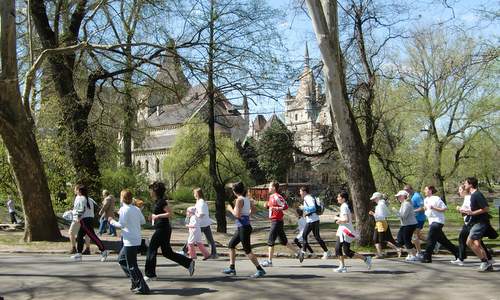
[
  {"xmin": 109, "ymin": 189, "xmax": 149, "ymax": 294},
  {"xmin": 185, "ymin": 206, "xmax": 210, "ymax": 260},
  {"xmin": 261, "ymin": 181, "xmax": 298, "ymax": 267},
  {"xmin": 334, "ymin": 191, "xmax": 372, "ymax": 273},
  {"xmin": 70, "ymin": 184, "xmax": 108, "ymax": 262},
  {"xmin": 293, "ymin": 208, "xmax": 314, "ymax": 257},
  {"xmin": 222, "ymin": 181, "xmax": 266, "ymax": 278}
]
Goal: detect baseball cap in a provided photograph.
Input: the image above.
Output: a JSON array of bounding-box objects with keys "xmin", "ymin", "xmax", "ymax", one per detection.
[
  {"xmin": 370, "ymin": 192, "xmax": 383, "ymax": 200},
  {"xmin": 395, "ymin": 190, "xmax": 409, "ymax": 197}
]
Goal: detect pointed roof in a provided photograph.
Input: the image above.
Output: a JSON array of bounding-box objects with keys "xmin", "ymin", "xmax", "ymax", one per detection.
[{"xmin": 304, "ymin": 41, "xmax": 310, "ymax": 69}]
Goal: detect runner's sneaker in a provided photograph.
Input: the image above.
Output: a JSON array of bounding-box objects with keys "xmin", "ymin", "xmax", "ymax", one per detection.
[
  {"xmin": 70, "ymin": 253, "xmax": 82, "ymax": 261},
  {"xmin": 406, "ymin": 255, "xmax": 419, "ymax": 262},
  {"xmin": 250, "ymin": 269, "xmax": 266, "ymax": 278},
  {"xmin": 479, "ymin": 261, "xmax": 493, "ymax": 272},
  {"xmin": 333, "ymin": 266, "xmax": 347, "ymax": 273},
  {"xmin": 416, "ymin": 252, "xmax": 424, "ymax": 260},
  {"xmin": 188, "ymin": 260, "xmax": 196, "ymax": 276},
  {"xmin": 322, "ymin": 250, "xmax": 331, "ymax": 260},
  {"xmin": 143, "ymin": 275, "xmax": 157, "ymax": 282},
  {"xmin": 222, "ymin": 267, "xmax": 236, "ymax": 275},
  {"xmin": 298, "ymin": 250, "xmax": 305, "ymax": 263},
  {"xmin": 176, "ymin": 250, "xmax": 187, "ymax": 256},
  {"xmin": 450, "ymin": 258, "xmax": 464, "ymax": 266},
  {"xmin": 364, "ymin": 256, "xmax": 372, "ymax": 270},
  {"xmin": 261, "ymin": 260, "xmax": 273, "ymax": 267},
  {"xmin": 100, "ymin": 250, "xmax": 109, "ymax": 262}
]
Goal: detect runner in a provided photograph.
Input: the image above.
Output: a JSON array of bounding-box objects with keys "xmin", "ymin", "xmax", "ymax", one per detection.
[
  {"xmin": 394, "ymin": 190, "xmax": 418, "ymax": 261},
  {"xmin": 109, "ymin": 189, "xmax": 149, "ymax": 294},
  {"xmin": 333, "ymin": 191, "xmax": 372, "ymax": 273},
  {"xmin": 421, "ymin": 185, "xmax": 458, "ymax": 263},
  {"xmin": 70, "ymin": 184, "xmax": 109, "ymax": 262},
  {"xmin": 298, "ymin": 186, "xmax": 330, "ymax": 262},
  {"xmin": 369, "ymin": 192, "xmax": 402, "ymax": 258},
  {"xmin": 451, "ymin": 184, "xmax": 493, "ymax": 266},
  {"xmin": 463, "ymin": 177, "xmax": 497, "ymax": 271},
  {"xmin": 293, "ymin": 208, "xmax": 314, "ymax": 257},
  {"xmin": 404, "ymin": 185, "xmax": 425, "ymax": 258},
  {"xmin": 144, "ymin": 181, "xmax": 195, "ymax": 281},
  {"xmin": 222, "ymin": 181, "xmax": 266, "ymax": 278},
  {"xmin": 185, "ymin": 206, "xmax": 210, "ymax": 260},
  {"xmin": 261, "ymin": 181, "xmax": 298, "ymax": 267}
]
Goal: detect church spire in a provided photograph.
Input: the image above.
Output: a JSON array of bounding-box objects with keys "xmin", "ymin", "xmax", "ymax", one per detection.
[{"xmin": 304, "ymin": 41, "xmax": 310, "ymax": 69}]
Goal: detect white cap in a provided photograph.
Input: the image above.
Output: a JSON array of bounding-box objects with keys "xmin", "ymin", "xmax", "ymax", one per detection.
[
  {"xmin": 370, "ymin": 192, "xmax": 383, "ymax": 200},
  {"xmin": 395, "ymin": 190, "xmax": 409, "ymax": 197}
]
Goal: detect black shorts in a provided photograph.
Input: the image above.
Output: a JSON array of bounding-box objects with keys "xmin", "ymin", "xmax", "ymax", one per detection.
[
  {"xmin": 373, "ymin": 226, "xmax": 396, "ymax": 244},
  {"xmin": 335, "ymin": 237, "xmax": 355, "ymax": 258},
  {"xmin": 228, "ymin": 225, "xmax": 253, "ymax": 254},
  {"xmin": 268, "ymin": 220, "xmax": 288, "ymax": 246},
  {"xmin": 397, "ymin": 224, "xmax": 417, "ymax": 249}
]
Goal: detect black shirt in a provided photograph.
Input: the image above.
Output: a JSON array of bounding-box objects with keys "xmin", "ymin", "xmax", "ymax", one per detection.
[
  {"xmin": 469, "ymin": 190, "xmax": 490, "ymax": 223},
  {"xmin": 153, "ymin": 198, "xmax": 170, "ymax": 229}
]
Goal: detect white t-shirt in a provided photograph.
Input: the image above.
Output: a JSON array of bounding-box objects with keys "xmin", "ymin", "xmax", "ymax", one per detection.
[
  {"xmin": 296, "ymin": 217, "xmax": 306, "ymax": 240},
  {"xmin": 72, "ymin": 196, "xmax": 96, "ymax": 220},
  {"xmin": 303, "ymin": 194, "xmax": 320, "ymax": 223},
  {"xmin": 6, "ymin": 199, "xmax": 15, "ymax": 213},
  {"xmin": 424, "ymin": 195, "xmax": 446, "ymax": 225},
  {"xmin": 336, "ymin": 202, "xmax": 355, "ymax": 243},
  {"xmin": 461, "ymin": 195, "xmax": 471, "ymax": 223},
  {"xmin": 195, "ymin": 199, "xmax": 211, "ymax": 227},
  {"xmin": 373, "ymin": 199, "xmax": 390, "ymax": 221},
  {"xmin": 110, "ymin": 204, "xmax": 145, "ymax": 247}
]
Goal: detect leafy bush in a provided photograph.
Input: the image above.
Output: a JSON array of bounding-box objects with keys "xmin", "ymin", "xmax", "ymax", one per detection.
[
  {"xmin": 101, "ymin": 167, "xmax": 149, "ymax": 201},
  {"xmin": 170, "ymin": 186, "xmax": 195, "ymax": 203}
]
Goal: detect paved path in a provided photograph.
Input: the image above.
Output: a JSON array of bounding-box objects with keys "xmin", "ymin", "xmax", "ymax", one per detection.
[{"xmin": 0, "ymin": 254, "xmax": 499, "ymax": 300}]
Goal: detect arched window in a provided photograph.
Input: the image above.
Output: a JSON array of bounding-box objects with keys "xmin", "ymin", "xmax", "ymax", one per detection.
[
  {"xmin": 145, "ymin": 160, "xmax": 149, "ymax": 173},
  {"xmin": 137, "ymin": 160, "xmax": 142, "ymax": 170},
  {"xmin": 295, "ymin": 114, "xmax": 298, "ymax": 121},
  {"xmin": 156, "ymin": 158, "xmax": 160, "ymax": 173}
]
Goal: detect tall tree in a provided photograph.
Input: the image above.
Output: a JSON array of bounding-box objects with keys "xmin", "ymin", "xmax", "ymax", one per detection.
[
  {"xmin": 0, "ymin": 0, "xmax": 61, "ymax": 241},
  {"xmin": 305, "ymin": 0, "xmax": 376, "ymax": 245}
]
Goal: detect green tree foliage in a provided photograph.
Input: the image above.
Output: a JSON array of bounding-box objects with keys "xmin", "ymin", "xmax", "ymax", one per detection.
[
  {"xmin": 100, "ymin": 167, "xmax": 149, "ymax": 201},
  {"xmin": 256, "ymin": 118, "xmax": 294, "ymax": 182},
  {"xmin": 163, "ymin": 120, "xmax": 252, "ymax": 201},
  {"xmin": 236, "ymin": 137, "xmax": 267, "ymax": 185}
]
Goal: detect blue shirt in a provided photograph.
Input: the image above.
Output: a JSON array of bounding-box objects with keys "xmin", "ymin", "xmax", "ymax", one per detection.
[{"xmin": 411, "ymin": 192, "xmax": 426, "ymax": 222}]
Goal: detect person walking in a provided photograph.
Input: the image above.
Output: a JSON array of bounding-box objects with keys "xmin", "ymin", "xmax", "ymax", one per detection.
[
  {"xmin": 99, "ymin": 190, "xmax": 116, "ymax": 236},
  {"xmin": 394, "ymin": 190, "xmax": 419, "ymax": 261},
  {"xmin": 421, "ymin": 185, "xmax": 459, "ymax": 263},
  {"xmin": 369, "ymin": 192, "xmax": 402, "ymax": 258},
  {"xmin": 109, "ymin": 189, "xmax": 149, "ymax": 294},
  {"xmin": 261, "ymin": 181, "xmax": 298, "ymax": 267},
  {"xmin": 333, "ymin": 191, "xmax": 372, "ymax": 273},
  {"xmin": 222, "ymin": 181, "xmax": 266, "ymax": 278},
  {"xmin": 298, "ymin": 186, "xmax": 330, "ymax": 262},
  {"xmin": 144, "ymin": 181, "xmax": 195, "ymax": 281},
  {"xmin": 463, "ymin": 177, "xmax": 497, "ymax": 271},
  {"xmin": 70, "ymin": 184, "xmax": 109, "ymax": 262},
  {"xmin": 6, "ymin": 196, "xmax": 17, "ymax": 224},
  {"xmin": 404, "ymin": 185, "xmax": 425, "ymax": 257}
]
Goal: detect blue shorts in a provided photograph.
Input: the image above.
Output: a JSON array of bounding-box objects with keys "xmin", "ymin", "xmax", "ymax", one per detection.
[{"xmin": 416, "ymin": 220, "xmax": 425, "ymax": 230}]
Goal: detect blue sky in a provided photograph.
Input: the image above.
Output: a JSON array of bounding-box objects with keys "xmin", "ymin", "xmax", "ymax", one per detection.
[{"xmin": 249, "ymin": 0, "xmax": 498, "ymax": 119}]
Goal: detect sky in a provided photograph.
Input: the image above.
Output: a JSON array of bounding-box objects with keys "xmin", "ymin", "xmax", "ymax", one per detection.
[{"xmin": 247, "ymin": 0, "xmax": 498, "ymax": 120}]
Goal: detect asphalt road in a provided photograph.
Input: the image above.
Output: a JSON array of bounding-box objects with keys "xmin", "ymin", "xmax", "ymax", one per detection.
[{"xmin": 0, "ymin": 254, "xmax": 499, "ymax": 300}]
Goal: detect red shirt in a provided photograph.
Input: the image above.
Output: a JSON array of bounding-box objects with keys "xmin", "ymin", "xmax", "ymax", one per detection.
[{"xmin": 267, "ymin": 193, "xmax": 288, "ymax": 221}]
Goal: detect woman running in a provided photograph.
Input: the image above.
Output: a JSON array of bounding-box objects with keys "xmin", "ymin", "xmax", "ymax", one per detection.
[
  {"xmin": 144, "ymin": 181, "xmax": 195, "ymax": 281},
  {"xmin": 222, "ymin": 181, "xmax": 266, "ymax": 278}
]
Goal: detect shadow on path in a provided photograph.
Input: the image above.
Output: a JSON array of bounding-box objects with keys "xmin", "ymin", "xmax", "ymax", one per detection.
[{"xmin": 149, "ymin": 288, "xmax": 217, "ymax": 296}]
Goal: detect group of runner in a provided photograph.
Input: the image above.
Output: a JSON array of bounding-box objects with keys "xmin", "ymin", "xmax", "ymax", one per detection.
[{"xmin": 67, "ymin": 177, "xmax": 497, "ymax": 294}]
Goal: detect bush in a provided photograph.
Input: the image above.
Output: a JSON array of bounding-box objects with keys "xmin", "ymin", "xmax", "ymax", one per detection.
[
  {"xmin": 101, "ymin": 167, "xmax": 149, "ymax": 201},
  {"xmin": 170, "ymin": 186, "xmax": 195, "ymax": 203}
]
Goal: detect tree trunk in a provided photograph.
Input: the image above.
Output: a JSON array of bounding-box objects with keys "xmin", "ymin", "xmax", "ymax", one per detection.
[
  {"xmin": 208, "ymin": 0, "xmax": 227, "ymax": 233},
  {"xmin": 432, "ymin": 142, "xmax": 447, "ymax": 203},
  {"xmin": 306, "ymin": 0, "xmax": 375, "ymax": 245},
  {"xmin": 0, "ymin": 0, "xmax": 62, "ymax": 241},
  {"xmin": 30, "ymin": 0, "xmax": 101, "ymax": 197}
]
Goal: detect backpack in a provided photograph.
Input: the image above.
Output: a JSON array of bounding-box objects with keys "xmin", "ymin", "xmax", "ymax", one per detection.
[{"xmin": 314, "ymin": 197, "xmax": 324, "ymax": 215}]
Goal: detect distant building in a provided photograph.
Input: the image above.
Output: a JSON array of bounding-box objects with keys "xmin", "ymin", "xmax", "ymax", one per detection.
[{"xmin": 124, "ymin": 45, "xmax": 249, "ymax": 183}]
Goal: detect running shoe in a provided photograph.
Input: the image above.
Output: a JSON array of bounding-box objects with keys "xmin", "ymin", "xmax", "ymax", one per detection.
[
  {"xmin": 450, "ymin": 258, "xmax": 464, "ymax": 266},
  {"xmin": 188, "ymin": 260, "xmax": 196, "ymax": 276},
  {"xmin": 70, "ymin": 253, "xmax": 82, "ymax": 261},
  {"xmin": 100, "ymin": 250, "xmax": 109, "ymax": 262},
  {"xmin": 261, "ymin": 260, "xmax": 273, "ymax": 267},
  {"xmin": 322, "ymin": 250, "xmax": 331, "ymax": 260},
  {"xmin": 222, "ymin": 267, "xmax": 236, "ymax": 275},
  {"xmin": 333, "ymin": 267, "xmax": 347, "ymax": 273},
  {"xmin": 250, "ymin": 269, "xmax": 266, "ymax": 278},
  {"xmin": 298, "ymin": 250, "xmax": 305, "ymax": 263},
  {"xmin": 143, "ymin": 276, "xmax": 157, "ymax": 282},
  {"xmin": 479, "ymin": 261, "xmax": 493, "ymax": 272}
]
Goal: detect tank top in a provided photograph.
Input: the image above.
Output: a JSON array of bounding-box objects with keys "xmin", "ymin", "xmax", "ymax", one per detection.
[{"xmin": 236, "ymin": 196, "xmax": 251, "ymax": 227}]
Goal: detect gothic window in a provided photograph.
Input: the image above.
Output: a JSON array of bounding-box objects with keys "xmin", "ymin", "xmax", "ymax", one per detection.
[
  {"xmin": 295, "ymin": 114, "xmax": 298, "ymax": 121},
  {"xmin": 145, "ymin": 160, "xmax": 149, "ymax": 173},
  {"xmin": 156, "ymin": 158, "xmax": 160, "ymax": 173},
  {"xmin": 137, "ymin": 160, "xmax": 142, "ymax": 170}
]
